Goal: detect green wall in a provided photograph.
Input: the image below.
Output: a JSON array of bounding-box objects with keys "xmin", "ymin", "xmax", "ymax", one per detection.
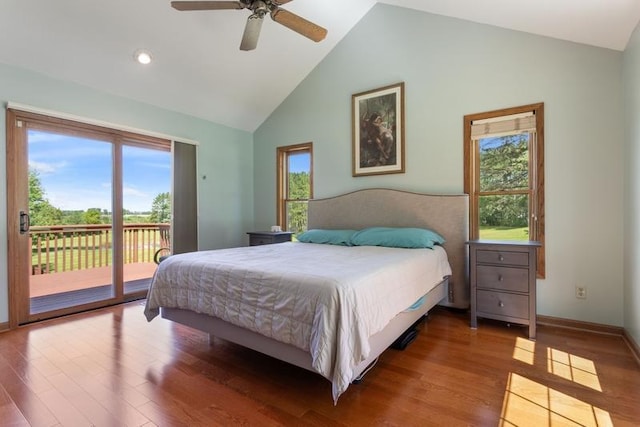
[
  {"xmin": 623, "ymin": 21, "xmax": 640, "ymax": 346},
  {"xmin": 254, "ymin": 4, "xmax": 626, "ymax": 326},
  {"xmin": 0, "ymin": 62, "xmax": 254, "ymax": 324}
]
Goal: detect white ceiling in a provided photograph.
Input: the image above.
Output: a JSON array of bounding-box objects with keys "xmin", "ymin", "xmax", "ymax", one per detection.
[{"xmin": 1, "ymin": 0, "xmax": 639, "ymax": 132}]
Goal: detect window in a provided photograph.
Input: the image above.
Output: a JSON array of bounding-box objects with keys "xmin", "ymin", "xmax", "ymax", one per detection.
[
  {"xmin": 277, "ymin": 143, "xmax": 313, "ymax": 234},
  {"xmin": 464, "ymin": 103, "xmax": 545, "ymax": 277}
]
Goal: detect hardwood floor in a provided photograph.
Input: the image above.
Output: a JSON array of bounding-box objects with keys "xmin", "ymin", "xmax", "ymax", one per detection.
[{"xmin": 1, "ymin": 301, "xmax": 638, "ymax": 426}]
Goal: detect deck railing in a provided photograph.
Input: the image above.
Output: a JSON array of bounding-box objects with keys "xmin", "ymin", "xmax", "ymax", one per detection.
[{"xmin": 30, "ymin": 223, "xmax": 170, "ymax": 275}]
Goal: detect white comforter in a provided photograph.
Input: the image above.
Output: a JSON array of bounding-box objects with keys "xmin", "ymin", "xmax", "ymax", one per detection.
[{"xmin": 144, "ymin": 242, "xmax": 451, "ymax": 402}]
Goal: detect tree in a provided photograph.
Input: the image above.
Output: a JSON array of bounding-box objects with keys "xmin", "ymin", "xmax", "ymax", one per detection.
[
  {"xmin": 288, "ymin": 172, "xmax": 310, "ymax": 199},
  {"xmin": 83, "ymin": 208, "xmax": 103, "ymax": 224},
  {"xmin": 287, "ymin": 172, "xmax": 310, "ymax": 233},
  {"xmin": 29, "ymin": 169, "xmax": 62, "ymax": 226},
  {"xmin": 479, "ymin": 135, "xmax": 528, "ymax": 192},
  {"xmin": 149, "ymin": 192, "xmax": 171, "ymax": 223},
  {"xmin": 61, "ymin": 210, "xmax": 84, "ymax": 225},
  {"xmin": 478, "ymin": 135, "xmax": 529, "ymax": 228}
]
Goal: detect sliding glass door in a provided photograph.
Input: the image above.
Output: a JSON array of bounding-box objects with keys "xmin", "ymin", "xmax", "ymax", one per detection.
[
  {"xmin": 122, "ymin": 144, "xmax": 171, "ymax": 295},
  {"xmin": 7, "ymin": 109, "xmax": 171, "ymax": 325}
]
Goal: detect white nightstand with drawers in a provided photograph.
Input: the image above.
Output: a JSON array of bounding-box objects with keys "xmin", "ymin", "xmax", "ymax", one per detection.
[{"xmin": 468, "ymin": 240, "xmax": 541, "ymax": 340}]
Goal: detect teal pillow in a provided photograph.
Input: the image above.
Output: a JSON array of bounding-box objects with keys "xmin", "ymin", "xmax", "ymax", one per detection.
[
  {"xmin": 297, "ymin": 229, "xmax": 358, "ymax": 246},
  {"xmin": 350, "ymin": 227, "xmax": 445, "ymax": 249}
]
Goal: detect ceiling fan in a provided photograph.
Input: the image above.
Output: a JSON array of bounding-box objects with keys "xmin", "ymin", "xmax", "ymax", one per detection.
[{"xmin": 170, "ymin": 1, "xmax": 328, "ymax": 51}]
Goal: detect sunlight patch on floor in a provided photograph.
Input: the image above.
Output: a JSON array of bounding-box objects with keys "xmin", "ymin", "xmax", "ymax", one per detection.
[
  {"xmin": 512, "ymin": 337, "xmax": 535, "ymax": 365},
  {"xmin": 500, "ymin": 373, "xmax": 612, "ymax": 427},
  {"xmin": 547, "ymin": 348, "xmax": 602, "ymax": 392}
]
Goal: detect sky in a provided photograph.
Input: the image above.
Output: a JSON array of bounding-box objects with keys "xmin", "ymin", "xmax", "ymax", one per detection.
[
  {"xmin": 289, "ymin": 152, "xmax": 310, "ymax": 173},
  {"xmin": 28, "ymin": 130, "xmax": 171, "ymax": 213}
]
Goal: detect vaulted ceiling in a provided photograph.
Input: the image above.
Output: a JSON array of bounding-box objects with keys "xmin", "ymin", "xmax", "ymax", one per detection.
[{"xmin": 1, "ymin": 0, "xmax": 639, "ymax": 132}]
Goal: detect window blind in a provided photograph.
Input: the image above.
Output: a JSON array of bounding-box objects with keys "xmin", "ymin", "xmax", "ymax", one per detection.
[{"xmin": 471, "ymin": 112, "xmax": 536, "ymax": 139}]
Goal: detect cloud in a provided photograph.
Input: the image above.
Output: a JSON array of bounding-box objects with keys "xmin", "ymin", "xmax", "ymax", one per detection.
[
  {"xmin": 101, "ymin": 183, "xmax": 148, "ymax": 198},
  {"xmin": 123, "ymin": 186, "xmax": 149, "ymax": 198},
  {"xmin": 27, "ymin": 131, "xmax": 69, "ymax": 144},
  {"xmin": 48, "ymin": 189, "xmax": 111, "ymax": 211},
  {"xmin": 138, "ymin": 161, "xmax": 171, "ymax": 170},
  {"xmin": 29, "ymin": 160, "xmax": 67, "ymax": 175},
  {"xmin": 49, "ymin": 186, "xmax": 154, "ymax": 212}
]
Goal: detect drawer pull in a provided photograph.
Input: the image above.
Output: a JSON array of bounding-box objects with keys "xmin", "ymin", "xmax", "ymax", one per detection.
[
  {"xmin": 498, "ymin": 254, "xmax": 504, "ymax": 262},
  {"xmin": 498, "ymin": 301, "xmax": 505, "ymax": 307},
  {"xmin": 498, "ymin": 275, "xmax": 504, "ymax": 282}
]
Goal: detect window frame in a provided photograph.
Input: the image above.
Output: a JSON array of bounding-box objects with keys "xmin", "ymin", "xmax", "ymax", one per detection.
[
  {"xmin": 276, "ymin": 142, "xmax": 313, "ymax": 232},
  {"xmin": 463, "ymin": 103, "xmax": 545, "ymax": 278}
]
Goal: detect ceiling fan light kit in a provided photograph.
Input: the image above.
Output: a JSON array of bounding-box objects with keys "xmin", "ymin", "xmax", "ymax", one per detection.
[{"xmin": 170, "ymin": 0, "xmax": 327, "ymax": 51}]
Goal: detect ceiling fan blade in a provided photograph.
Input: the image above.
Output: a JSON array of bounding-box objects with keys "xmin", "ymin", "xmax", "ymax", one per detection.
[
  {"xmin": 270, "ymin": 8, "xmax": 327, "ymax": 43},
  {"xmin": 240, "ymin": 13, "xmax": 265, "ymax": 51},
  {"xmin": 171, "ymin": 1, "xmax": 244, "ymax": 11},
  {"xmin": 272, "ymin": 0, "xmax": 294, "ymax": 4}
]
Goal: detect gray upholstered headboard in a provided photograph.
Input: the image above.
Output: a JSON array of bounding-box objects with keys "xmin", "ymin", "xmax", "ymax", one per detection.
[{"xmin": 308, "ymin": 188, "xmax": 469, "ymax": 309}]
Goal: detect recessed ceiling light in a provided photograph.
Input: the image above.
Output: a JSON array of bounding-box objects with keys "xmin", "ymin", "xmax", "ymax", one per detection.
[{"xmin": 134, "ymin": 49, "xmax": 153, "ymax": 65}]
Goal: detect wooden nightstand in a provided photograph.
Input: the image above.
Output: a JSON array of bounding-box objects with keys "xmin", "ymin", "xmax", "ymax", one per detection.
[
  {"xmin": 247, "ymin": 231, "xmax": 293, "ymax": 246},
  {"xmin": 468, "ymin": 240, "xmax": 541, "ymax": 340}
]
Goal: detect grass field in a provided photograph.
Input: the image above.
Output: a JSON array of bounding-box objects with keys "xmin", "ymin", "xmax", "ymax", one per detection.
[{"xmin": 479, "ymin": 226, "xmax": 529, "ymax": 241}]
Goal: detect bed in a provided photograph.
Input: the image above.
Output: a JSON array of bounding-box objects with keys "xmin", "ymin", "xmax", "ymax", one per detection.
[{"xmin": 144, "ymin": 188, "xmax": 469, "ymax": 402}]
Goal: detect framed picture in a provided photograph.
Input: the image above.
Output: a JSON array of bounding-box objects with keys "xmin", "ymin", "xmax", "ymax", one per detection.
[{"xmin": 352, "ymin": 82, "xmax": 405, "ymax": 177}]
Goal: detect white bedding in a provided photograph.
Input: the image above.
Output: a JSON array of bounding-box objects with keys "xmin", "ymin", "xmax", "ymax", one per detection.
[{"xmin": 144, "ymin": 242, "xmax": 451, "ymax": 402}]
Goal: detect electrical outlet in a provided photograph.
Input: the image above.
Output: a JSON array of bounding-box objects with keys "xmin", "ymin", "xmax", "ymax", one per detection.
[{"xmin": 575, "ymin": 286, "xmax": 587, "ymax": 299}]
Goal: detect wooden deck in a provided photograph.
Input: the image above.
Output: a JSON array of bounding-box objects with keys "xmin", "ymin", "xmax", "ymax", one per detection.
[
  {"xmin": 30, "ymin": 263, "xmax": 158, "ymax": 297},
  {"xmin": 29, "ymin": 263, "xmax": 158, "ymax": 314}
]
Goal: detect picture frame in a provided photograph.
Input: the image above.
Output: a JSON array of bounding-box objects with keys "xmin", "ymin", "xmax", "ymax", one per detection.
[{"xmin": 352, "ymin": 82, "xmax": 405, "ymax": 177}]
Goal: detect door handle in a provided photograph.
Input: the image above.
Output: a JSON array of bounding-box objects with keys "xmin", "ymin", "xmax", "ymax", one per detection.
[{"xmin": 19, "ymin": 211, "xmax": 30, "ymax": 234}]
